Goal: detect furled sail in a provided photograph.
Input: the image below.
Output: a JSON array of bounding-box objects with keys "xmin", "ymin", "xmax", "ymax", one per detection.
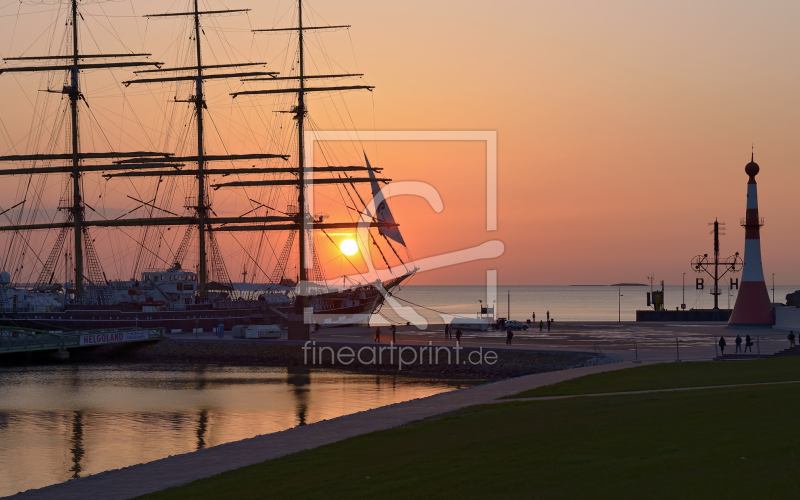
[{"xmin": 364, "ymin": 152, "xmax": 406, "ymax": 246}]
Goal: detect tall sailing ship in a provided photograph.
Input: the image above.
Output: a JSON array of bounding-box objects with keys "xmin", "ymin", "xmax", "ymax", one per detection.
[{"xmin": 0, "ymin": 0, "xmax": 414, "ymax": 337}]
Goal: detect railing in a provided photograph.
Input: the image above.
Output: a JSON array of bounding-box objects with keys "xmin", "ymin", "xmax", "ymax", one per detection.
[
  {"xmin": 0, "ymin": 326, "xmax": 164, "ymax": 354},
  {"xmin": 740, "ymin": 216, "xmax": 765, "ymax": 227}
]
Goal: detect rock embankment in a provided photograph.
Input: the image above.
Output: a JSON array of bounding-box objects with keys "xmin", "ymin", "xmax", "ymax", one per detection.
[{"xmin": 69, "ymin": 339, "xmax": 615, "ymax": 380}]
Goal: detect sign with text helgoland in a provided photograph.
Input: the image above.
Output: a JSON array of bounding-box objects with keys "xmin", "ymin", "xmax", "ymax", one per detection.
[{"xmin": 79, "ymin": 330, "xmax": 152, "ymax": 346}]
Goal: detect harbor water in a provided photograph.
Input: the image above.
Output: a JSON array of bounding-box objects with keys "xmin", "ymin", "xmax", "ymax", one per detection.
[{"xmin": 0, "ymin": 364, "xmax": 471, "ymax": 496}]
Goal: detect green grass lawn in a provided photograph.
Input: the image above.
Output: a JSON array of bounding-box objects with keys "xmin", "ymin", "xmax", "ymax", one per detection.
[
  {"xmin": 138, "ymin": 382, "xmax": 800, "ymax": 499},
  {"xmin": 507, "ymin": 356, "xmax": 800, "ymax": 399}
]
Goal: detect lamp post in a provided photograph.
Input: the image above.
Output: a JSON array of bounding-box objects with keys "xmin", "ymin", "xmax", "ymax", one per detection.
[
  {"xmin": 618, "ymin": 287, "xmax": 623, "ymax": 323},
  {"xmin": 772, "ymin": 273, "xmax": 775, "ymax": 304},
  {"xmin": 682, "ymin": 272, "xmax": 686, "ymax": 309}
]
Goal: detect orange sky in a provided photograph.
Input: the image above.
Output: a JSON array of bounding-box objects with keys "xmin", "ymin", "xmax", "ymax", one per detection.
[{"xmin": 1, "ymin": 0, "xmax": 800, "ymax": 286}]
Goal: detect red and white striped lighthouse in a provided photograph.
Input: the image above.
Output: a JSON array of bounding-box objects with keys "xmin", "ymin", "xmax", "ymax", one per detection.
[{"xmin": 728, "ymin": 154, "xmax": 774, "ymax": 326}]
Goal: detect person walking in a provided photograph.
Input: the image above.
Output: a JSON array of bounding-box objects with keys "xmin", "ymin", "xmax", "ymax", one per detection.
[
  {"xmin": 789, "ymin": 331, "xmax": 796, "ymax": 348},
  {"xmin": 539, "ymin": 320, "xmax": 544, "ymax": 332},
  {"xmin": 444, "ymin": 324, "xmax": 450, "ymax": 339},
  {"xmin": 547, "ymin": 319, "xmax": 551, "ymax": 332},
  {"xmin": 374, "ymin": 327, "xmax": 381, "ymax": 343},
  {"xmin": 532, "ymin": 312, "xmax": 536, "ymax": 322},
  {"xmin": 735, "ymin": 334, "xmax": 742, "ymax": 353},
  {"xmin": 718, "ymin": 336, "xmax": 726, "ymax": 355},
  {"xmin": 745, "ymin": 334, "xmax": 753, "ymax": 353},
  {"xmin": 391, "ymin": 324, "xmax": 397, "ymax": 343},
  {"xmin": 506, "ymin": 328, "xmax": 513, "ymax": 346},
  {"xmin": 455, "ymin": 329, "xmax": 462, "ymax": 343}
]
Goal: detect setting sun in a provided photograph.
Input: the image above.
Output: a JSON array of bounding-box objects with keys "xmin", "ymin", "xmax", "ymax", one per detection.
[{"xmin": 340, "ymin": 239, "xmax": 359, "ymax": 256}]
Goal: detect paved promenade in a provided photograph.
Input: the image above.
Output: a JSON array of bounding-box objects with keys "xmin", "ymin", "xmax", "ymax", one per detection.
[
  {"xmin": 168, "ymin": 321, "xmax": 790, "ymax": 362},
  {"xmin": 11, "ymin": 361, "xmax": 633, "ymax": 500}
]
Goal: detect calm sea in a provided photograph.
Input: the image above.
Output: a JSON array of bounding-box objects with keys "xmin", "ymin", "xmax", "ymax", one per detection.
[
  {"xmin": 378, "ymin": 284, "xmax": 800, "ymax": 324},
  {"xmin": 0, "ymin": 365, "xmax": 470, "ymax": 496}
]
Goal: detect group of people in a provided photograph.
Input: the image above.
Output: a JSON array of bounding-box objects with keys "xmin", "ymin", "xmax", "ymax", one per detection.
[
  {"xmin": 719, "ymin": 331, "xmax": 800, "ymax": 355},
  {"xmin": 533, "ymin": 311, "xmax": 553, "ymax": 332},
  {"xmin": 718, "ymin": 334, "xmax": 755, "ymax": 354},
  {"xmin": 443, "ymin": 324, "xmax": 462, "ymax": 342}
]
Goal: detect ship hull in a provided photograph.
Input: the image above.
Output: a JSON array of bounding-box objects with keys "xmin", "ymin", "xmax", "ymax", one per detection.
[
  {"xmin": 0, "ymin": 274, "xmax": 411, "ymax": 332},
  {"xmin": 305, "ymin": 273, "xmax": 413, "ymax": 328},
  {"xmin": 0, "ymin": 304, "xmax": 269, "ymax": 333}
]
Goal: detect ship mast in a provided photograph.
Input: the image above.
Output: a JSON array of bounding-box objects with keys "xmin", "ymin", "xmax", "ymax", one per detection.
[
  {"xmin": 193, "ymin": 0, "xmax": 208, "ymax": 297},
  {"xmin": 224, "ymin": 3, "xmax": 384, "ymax": 242},
  {"xmin": 0, "ymin": 0, "xmax": 398, "ymax": 300},
  {"xmin": 0, "ymin": 0, "xmax": 165, "ymax": 298},
  {"xmin": 69, "ymin": 0, "xmax": 82, "ymax": 296},
  {"xmin": 120, "ymin": 2, "xmax": 290, "ymax": 296},
  {"xmin": 297, "ymin": 0, "xmax": 307, "ymax": 296}
]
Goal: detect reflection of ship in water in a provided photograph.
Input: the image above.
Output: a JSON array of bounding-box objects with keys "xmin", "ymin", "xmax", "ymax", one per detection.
[
  {"xmin": 0, "ymin": 365, "xmax": 476, "ymax": 497},
  {"xmin": 69, "ymin": 411, "xmax": 85, "ymax": 480},
  {"xmin": 286, "ymin": 367, "xmax": 310, "ymax": 427},
  {"xmin": 193, "ymin": 365, "xmax": 208, "ymax": 391},
  {"xmin": 196, "ymin": 409, "xmax": 209, "ymax": 451},
  {"xmin": 0, "ymin": 0, "xmax": 415, "ymax": 335}
]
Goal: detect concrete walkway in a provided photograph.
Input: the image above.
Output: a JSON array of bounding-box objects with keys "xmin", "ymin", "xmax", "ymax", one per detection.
[{"xmin": 11, "ymin": 360, "xmax": 635, "ymax": 500}]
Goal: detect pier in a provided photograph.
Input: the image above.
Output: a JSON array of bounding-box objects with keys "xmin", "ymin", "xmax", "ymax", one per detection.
[{"xmin": 0, "ymin": 327, "xmax": 164, "ymax": 358}]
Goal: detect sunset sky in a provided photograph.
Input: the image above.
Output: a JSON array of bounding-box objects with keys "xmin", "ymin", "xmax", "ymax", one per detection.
[{"xmin": 1, "ymin": 0, "xmax": 799, "ymax": 286}]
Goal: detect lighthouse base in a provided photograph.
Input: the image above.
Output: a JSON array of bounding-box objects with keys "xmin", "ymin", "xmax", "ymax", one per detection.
[{"xmin": 727, "ymin": 280, "xmax": 774, "ymax": 327}]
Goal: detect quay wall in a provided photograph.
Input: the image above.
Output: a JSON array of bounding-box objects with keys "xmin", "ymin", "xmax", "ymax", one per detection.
[
  {"xmin": 636, "ymin": 309, "xmax": 732, "ymax": 322},
  {"xmin": 53, "ymin": 339, "xmax": 615, "ymax": 380}
]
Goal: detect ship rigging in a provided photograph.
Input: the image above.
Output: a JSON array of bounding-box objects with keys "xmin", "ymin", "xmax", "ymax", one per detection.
[{"xmin": 0, "ymin": 0, "xmax": 414, "ymax": 335}]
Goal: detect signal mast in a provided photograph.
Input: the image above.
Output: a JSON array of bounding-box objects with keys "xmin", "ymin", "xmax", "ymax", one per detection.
[{"xmin": 691, "ymin": 219, "xmax": 742, "ymax": 310}]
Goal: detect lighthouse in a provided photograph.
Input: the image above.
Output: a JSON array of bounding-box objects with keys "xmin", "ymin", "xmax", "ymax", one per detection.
[{"xmin": 728, "ymin": 154, "xmax": 774, "ymax": 326}]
